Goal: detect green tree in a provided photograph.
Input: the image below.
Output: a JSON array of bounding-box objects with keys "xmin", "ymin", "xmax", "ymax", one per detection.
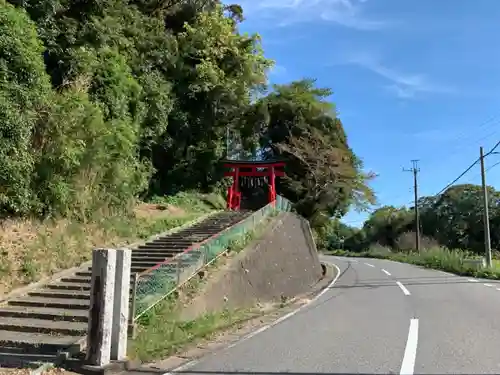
[
  {"xmin": 150, "ymin": 6, "xmax": 272, "ymax": 194},
  {"xmin": 346, "ymin": 184, "xmax": 500, "ymax": 254},
  {"xmin": 0, "ymin": 0, "xmax": 51, "ymax": 214},
  {"xmin": 255, "ymin": 79, "xmax": 376, "ymax": 223}
]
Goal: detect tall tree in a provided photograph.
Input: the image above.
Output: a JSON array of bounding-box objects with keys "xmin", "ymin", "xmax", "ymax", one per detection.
[
  {"xmin": 0, "ymin": 0, "xmax": 51, "ymax": 214},
  {"xmin": 255, "ymin": 79, "xmax": 376, "ymax": 222}
]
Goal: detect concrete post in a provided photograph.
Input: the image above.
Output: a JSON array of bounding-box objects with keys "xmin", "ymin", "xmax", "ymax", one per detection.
[
  {"xmin": 86, "ymin": 248, "xmax": 117, "ymax": 367},
  {"xmin": 111, "ymin": 248, "xmax": 132, "ymax": 361}
]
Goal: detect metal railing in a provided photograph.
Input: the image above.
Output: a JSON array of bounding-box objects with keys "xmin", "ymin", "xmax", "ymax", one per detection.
[{"xmin": 130, "ymin": 195, "xmax": 293, "ymax": 322}]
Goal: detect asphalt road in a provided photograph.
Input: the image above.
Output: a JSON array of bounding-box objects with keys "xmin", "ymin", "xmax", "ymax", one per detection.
[{"xmin": 168, "ymin": 255, "xmax": 500, "ymax": 374}]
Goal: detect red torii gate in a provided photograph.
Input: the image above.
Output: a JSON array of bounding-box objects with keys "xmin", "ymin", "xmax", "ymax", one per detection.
[{"xmin": 223, "ymin": 160, "xmax": 286, "ymax": 210}]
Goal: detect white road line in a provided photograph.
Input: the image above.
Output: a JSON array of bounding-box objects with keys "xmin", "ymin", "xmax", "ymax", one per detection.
[
  {"xmin": 400, "ymin": 319, "xmax": 419, "ymax": 375},
  {"xmin": 484, "ymin": 283, "xmax": 494, "ymax": 287},
  {"xmin": 164, "ymin": 262, "xmax": 343, "ymax": 374},
  {"xmin": 351, "ymin": 259, "xmax": 358, "ymax": 263},
  {"xmin": 496, "ymin": 288, "xmax": 500, "ymax": 291},
  {"xmin": 468, "ymin": 278, "xmax": 479, "ymax": 282},
  {"xmin": 365, "ymin": 262, "xmax": 375, "ymax": 268},
  {"xmin": 396, "ymin": 281, "xmax": 411, "ymax": 296},
  {"xmin": 382, "ymin": 269, "xmax": 391, "ymax": 276}
]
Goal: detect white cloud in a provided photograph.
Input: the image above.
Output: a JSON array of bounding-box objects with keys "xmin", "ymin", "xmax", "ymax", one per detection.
[
  {"xmin": 269, "ymin": 64, "xmax": 288, "ymax": 77},
  {"xmin": 345, "ymin": 52, "xmax": 456, "ymax": 99},
  {"xmin": 238, "ymin": 0, "xmax": 391, "ymax": 30}
]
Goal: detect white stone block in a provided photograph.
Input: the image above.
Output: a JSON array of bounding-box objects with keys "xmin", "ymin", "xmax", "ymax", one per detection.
[
  {"xmin": 86, "ymin": 248, "xmax": 117, "ymax": 367},
  {"xmin": 111, "ymin": 248, "xmax": 132, "ymax": 361}
]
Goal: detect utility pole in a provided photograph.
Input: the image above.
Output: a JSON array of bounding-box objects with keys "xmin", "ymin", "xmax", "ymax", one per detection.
[
  {"xmin": 404, "ymin": 160, "xmax": 421, "ymax": 253},
  {"xmin": 480, "ymin": 146, "xmax": 492, "ymax": 268},
  {"xmin": 226, "ymin": 127, "xmax": 230, "ymax": 159}
]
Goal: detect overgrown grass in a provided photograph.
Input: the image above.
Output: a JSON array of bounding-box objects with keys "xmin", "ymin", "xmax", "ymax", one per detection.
[
  {"xmin": 129, "ymin": 214, "xmax": 277, "ymax": 362},
  {"xmin": 149, "ymin": 191, "xmax": 226, "ymax": 213},
  {"xmin": 130, "ymin": 295, "xmax": 260, "ymax": 362},
  {"xmin": 329, "ymin": 246, "xmax": 500, "ymax": 279},
  {"xmin": 0, "ymin": 192, "xmax": 218, "ymax": 297}
]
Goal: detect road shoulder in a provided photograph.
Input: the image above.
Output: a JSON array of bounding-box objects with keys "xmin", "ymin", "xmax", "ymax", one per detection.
[{"xmin": 134, "ymin": 262, "xmax": 338, "ymax": 373}]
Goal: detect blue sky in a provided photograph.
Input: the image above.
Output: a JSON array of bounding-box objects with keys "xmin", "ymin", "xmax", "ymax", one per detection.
[{"xmin": 236, "ymin": 0, "xmax": 500, "ymax": 227}]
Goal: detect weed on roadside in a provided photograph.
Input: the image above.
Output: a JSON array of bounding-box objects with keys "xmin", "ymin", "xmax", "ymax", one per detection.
[
  {"xmin": 0, "ymin": 193, "xmax": 214, "ymax": 297},
  {"xmin": 329, "ymin": 247, "xmax": 500, "ymax": 279}
]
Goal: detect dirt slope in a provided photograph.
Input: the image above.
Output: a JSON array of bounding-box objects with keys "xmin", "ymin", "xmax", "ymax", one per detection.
[{"xmin": 182, "ymin": 212, "xmax": 323, "ymax": 320}]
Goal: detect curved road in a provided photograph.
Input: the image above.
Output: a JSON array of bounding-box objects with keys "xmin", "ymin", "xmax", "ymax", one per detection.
[{"xmin": 170, "ymin": 255, "xmax": 500, "ymax": 374}]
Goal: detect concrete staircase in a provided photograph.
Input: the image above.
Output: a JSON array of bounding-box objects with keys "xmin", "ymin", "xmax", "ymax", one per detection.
[{"xmin": 0, "ymin": 210, "xmax": 251, "ymax": 369}]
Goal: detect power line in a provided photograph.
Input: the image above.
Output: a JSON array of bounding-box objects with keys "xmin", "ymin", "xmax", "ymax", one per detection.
[
  {"xmin": 435, "ymin": 158, "xmax": 480, "ymax": 196},
  {"xmin": 434, "ymin": 140, "xmax": 500, "ymax": 196},
  {"xmin": 486, "ymin": 160, "xmax": 500, "ymax": 173},
  {"xmin": 486, "ymin": 140, "xmax": 500, "ymax": 156},
  {"xmin": 419, "ymin": 116, "xmax": 500, "ymax": 169},
  {"xmin": 464, "ymin": 156, "xmax": 500, "ymax": 183}
]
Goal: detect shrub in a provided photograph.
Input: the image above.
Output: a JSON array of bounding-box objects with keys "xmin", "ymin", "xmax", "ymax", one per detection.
[
  {"xmin": 394, "ymin": 231, "xmax": 440, "ymax": 253},
  {"xmin": 0, "ymin": 1, "xmax": 51, "ymax": 215}
]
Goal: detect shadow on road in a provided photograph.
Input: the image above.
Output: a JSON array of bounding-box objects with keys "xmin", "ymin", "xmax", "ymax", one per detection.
[
  {"xmin": 331, "ymin": 277, "xmax": 500, "ymax": 289},
  {"xmin": 128, "ymin": 370, "xmax": 391, "ymax": 375},
  {"xmin": 173, "ymin": 372, "xmax": 388, "ymax": 375}
]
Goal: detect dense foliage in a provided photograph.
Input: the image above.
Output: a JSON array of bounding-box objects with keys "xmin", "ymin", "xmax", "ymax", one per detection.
[
  {"xmin": 0, "ymin": 0, "xmax": 373, "ymax": 224},
  {"xmin": 331, "ymin": 184, "xmax": 500, "ymax": 254}
]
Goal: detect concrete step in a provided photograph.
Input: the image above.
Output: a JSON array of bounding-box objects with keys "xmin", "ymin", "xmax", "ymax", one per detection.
[
  {"xmin": 0, "ymin": 317, "xmax": 87, "ymax": 336},
  {"xmin": 61, "ymin": 276, "xmax": 91, "ymax": 284},
  {"xmin": 9, "ymin": 297, "xmax": 89, "ymax": 310},
  {"xmin": 153, "ymin": 234, "xmax": 217, "ymax": 241},
  {"xmin": 132, "ymin": 249, "xmax": 185, "ymax": 254},
  {"xmin": 131, "ymin": 256, "xmax": 172, "ymax": 263},
  {"xmin": 29, "ymin": 289, "xmax": 90, "ymax": 300},
  {"xmin": 0, "ymin": 306, "xmax": 88, "ymax": 322},
  {"xmin": 147, "ymin": 238, "xmax": 195, "ymax": 244},
  {"xmin": 137, "ymin": 244, "xmax": 191, "ymax": 250},
  {"xmin": 0, "ymin": 350, "xmax": 58, "ymax": 369},
  {"xmin": 75, "ymin": 271, "xmax": 92, "ymax": 277},
  {"xmin": 132, "ymin": 249, "xmax": 180, "ymax": 254},
  {"xmin": 131, "ymin": 253, "xmax": 174, "ymax": 260},
  {"xmin": 47, "ymin": 282, "xmax": 90, "ymax": 291},
  {"xmin": 165, "ymin": 234, "xmax": 215, "ymax": 241},
  {"xmin": 0, "ymin": 210, "xmax": 251, "ymax": 367},
  {"xmin": 0, "ymin": 330, "xmax": 81, "ymax": 354},
  {"xmin": 132, "ymin": 256, "xmax": 195, "ymax": 264}
]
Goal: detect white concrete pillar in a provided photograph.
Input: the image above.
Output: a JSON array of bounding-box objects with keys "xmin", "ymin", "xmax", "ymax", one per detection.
[
  {"xmin": 111, "ymin": 248, "xmax": 132, "ymax": 361},
  {"xmin": 86, "ymin": 248, "xmax": 117, "ymax": 367}
]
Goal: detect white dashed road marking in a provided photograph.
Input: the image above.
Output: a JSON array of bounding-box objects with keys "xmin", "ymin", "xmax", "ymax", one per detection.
[
  {"xmin": 382, "ymin": 269, "xmax": 391, "ymax": 276},
  {"xmin": 396, "ymin": 281, "xmax": 411, "ymax": 296},
  {"xmin": 400, "ymin": 319, "xmax": 419, "ymax": 375},
  {"xmin": 365, "ymin": 262, "xmax": 375, "ymax": 268}
]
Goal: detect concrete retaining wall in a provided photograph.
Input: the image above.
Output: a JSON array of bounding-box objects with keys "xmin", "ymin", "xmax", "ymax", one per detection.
[{"xmin": 181, "ymin": 212, "xmax": 323, "ymax": 320}]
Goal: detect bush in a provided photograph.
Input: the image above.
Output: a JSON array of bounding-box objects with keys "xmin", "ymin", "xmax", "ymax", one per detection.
[
  {"xmin": 0, "ymin": 1, "xmax": 51, "ymax": 215},
  {"xmin": 329, "ymin": 246, "xmax": 500, "ymax": 280},
  {"xmin": 394, "ymin": 232, "xmax": 440, "ymax": 253},
  {"xmin": 33, "ymin": 87, "xmax": 149, "ymax": 218}
]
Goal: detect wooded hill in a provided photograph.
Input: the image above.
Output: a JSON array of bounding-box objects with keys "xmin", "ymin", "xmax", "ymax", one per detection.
[
  {"xmin": 324, "ymin": 184, "xmax": 500, "ymax": 255},
  {"xmin": 0, "ymin": 0, "xmax": 375, "ymax": 226}
]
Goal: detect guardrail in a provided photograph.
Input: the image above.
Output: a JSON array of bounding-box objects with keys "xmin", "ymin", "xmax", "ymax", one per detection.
[{"xmin": 131, "ymin": 195, "xmax": 293, "ymax": 321}]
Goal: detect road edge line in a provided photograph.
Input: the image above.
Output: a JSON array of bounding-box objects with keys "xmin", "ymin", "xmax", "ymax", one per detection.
[{"xmin": 164, "ymin": 261, "xmax": 342, "ymax": 374}]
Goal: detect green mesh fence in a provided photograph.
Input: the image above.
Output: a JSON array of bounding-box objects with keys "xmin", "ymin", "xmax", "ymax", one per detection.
[{"xmin": 132, "ymin": 195, "xmax": 293, "ymax": 320}]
